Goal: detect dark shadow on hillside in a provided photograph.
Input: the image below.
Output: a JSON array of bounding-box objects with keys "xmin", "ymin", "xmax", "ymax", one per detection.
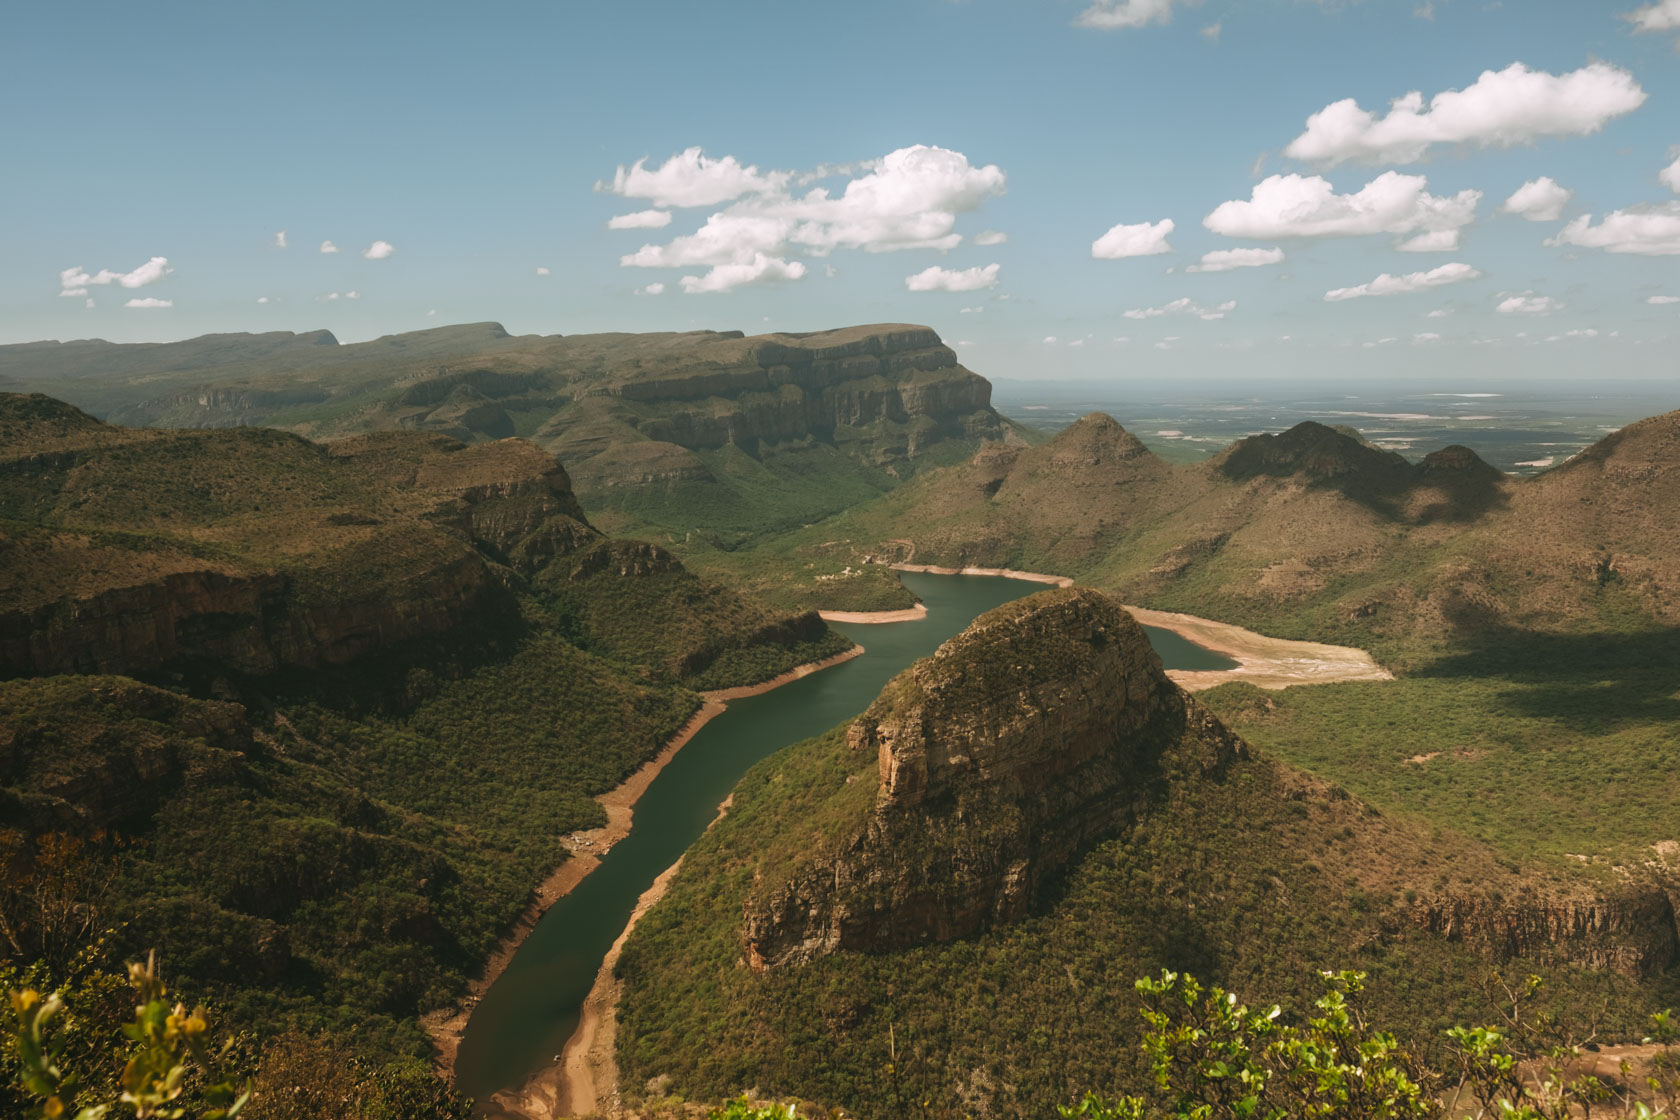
[{"xmin": 1415, "ymin": 626, "xmax": 1680, "ymax": 731}]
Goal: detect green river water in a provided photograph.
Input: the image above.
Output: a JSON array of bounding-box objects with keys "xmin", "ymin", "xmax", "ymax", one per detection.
[{"xmin": 453, "ymin": 572, "xmax": 1237, "ymax": 1101}]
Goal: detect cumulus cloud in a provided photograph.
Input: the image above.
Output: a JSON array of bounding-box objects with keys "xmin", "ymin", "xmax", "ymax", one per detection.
[
  {"xmin": 1414, "ymin": 332, "xmax": 1442, "ymax": 343},
  {"xmin": 1396, "ymin": 229, "xmax": 1463, "ymax": 252},
  {"xmin": 58, "ymin": 257, "xmax": 172, "ymax": 296},
  {"xmin": 599, "ymin": 147, "xmax": 789, "ymax": 208},
  {"xmin": 362, "ymin": 240, "xmax": 394, "ymax": 260},
  {"xmin": 1186, "ymin": 247, "xmax": 1285, "ymax": 272},
  {"xmin": 320, "ymin": 240, "xmax": 339, "ymax": 254},
  {"xmin": 1123, "ymin": 297, "xmax": 1236, "ymax": 320},
  {"xmin": 619, "ymin": 144, "xmax": 1006, "ymax": 292},
  {"xmin": 1203, "ymin": 172, "xmax": 1480, "ymax": 248},
  {"xmin": 1426, "ymin": 307, "xmax": 1454, "ymax": 318},
  {"xmin": 973, "ymin": 229, "xmax": 1008, "ymax": 246},
  {"xmin": 124, "ymin": 297, "xmax": 173, "ymax": 308},
  {"xmin": 1284, "ymin": 62, "xmax": 1647, "ymax": 166},
  {"xmin": 607, "ymin": 209, "xmax": 673, "ymax": 230},
  {"xmin": 1624, "ymin": 0, "xmax": 1680, "ymax": 35},
  {"xmin": 678, "ymin": 253, "xmax": 806, "ymax": 294},
  {"xmin": 1092, "ymin": 218, "xmax": 1174, "ymax": 259},
  {"xmin": 273, "ymin": 231, "xmax": 288, "ymax": 248},
  {"xmin": 536, "ymin": 266, "xmax": 550, "ymax": 276},
  {"xmin": 1649, "ymin": 294, "xmax": 1680, "ymax": 304},
  {"xmin": 636, "ymin": 282, "xmax": 666, "ymax": 296},
  {"xmin": 1545, "ymin": 205, "xmax": 1680, "ymax": 255},
  {"xmin": 1502, "ymin": 177, "xmax": 1574, "ymax": 222},
  {"xmin": 257, "ymin": 296, "xmax": 269, "ymax": 304},
  {"xmin": 1662, "ymin": 155, "xmax": 1680, "ymax": 194},
  {"xmin": 346, "ymin": 290, "xmax": 360, "ymax": 299},
  {"xmin": 905, "ymin": 263, "xmax": 1001, "ymax": 292},
  {"xmin": 1323, "ymin": 262, "xmax": 1482, "ymax": 301},
  {"xmin": 1497, "ymin": 292, "xmax": 1562, "ymax": 315},
  {"xmin": 1074, "ymin": 0, "xmax": 1180, "ymax": 28}
]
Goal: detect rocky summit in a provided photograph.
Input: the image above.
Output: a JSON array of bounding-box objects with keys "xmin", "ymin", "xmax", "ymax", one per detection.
[{"xmin": 741, "ymin": 587, "xmax": 1246, "ymax": 968}]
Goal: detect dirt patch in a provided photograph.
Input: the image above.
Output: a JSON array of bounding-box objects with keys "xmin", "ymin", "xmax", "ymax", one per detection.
[{"xmin": 425, "ymin": 646, "xmax": 864, "ymax": 1085}]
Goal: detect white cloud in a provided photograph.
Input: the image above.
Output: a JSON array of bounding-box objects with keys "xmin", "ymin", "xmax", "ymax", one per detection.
[
  {"xmin": 637, "ymin": 282, "xmax": 666, "ymax": 296},
  {"xmin": 321, "ymin": 240, "xmax": 339, "ymax": 254},
  {"xmin": 1545, "ymin": 205, "xmax": 1680, "ymax": 255},
  {"xmin": 124, "ymin": 297, "xmax": 172, "ymax": 309},
  {"xmin": 1427, "ymin": 307, "xmax": 1454, "ymax": 318},
  {"xmin": 257, "ymin": 296, "xmax": 269, "ymax": 303},
  {"xmin": 273, "ymin": 231, "xmax": 288, "ymax": 249},
  {"xmin": 1092, "ymin": 218, "xmax": 1174, "ymax": 259},
  {"xmin": 322, "ymin": 292, "xmax": 341, "ymax": 301},
  {"xmin": 1647, "ymin": 294, "xmax": 1680, "ymax": 304},
  {"xmin": 1624, "ymin": 0, "xmax": 1680, "ymax": 33},
  {"xmin": 1413, "ymin": 332, "xmax": 1442, "ymax": 343},
  {"xmin": 1068, "ymin": 338, "xmax": 1086, "ymax": 348},
  {"xmin": 1502, "ymin": 177, "xmax": 1574, "ymax": 222},
  {"xmin": 959, "ymin": 306, "xmax": 982, "ymax": 313},
  {"xmin": 607, "ymin": 209, "xmax": 673, "ymax": 230},
  {"xmin": 973, "ymin": 229, "xmax": 1008, "ymax": 246},
  {"xmin": 1497, "ymin": 292, "xmax": 1562, "ymax": 315},
  {"xmin": 536, "ymin": 266, "xmax": 550, "ymax": 276},
  {"xmin": 1074, "ymin": 0, "xmax": 1179, "ymax": 28},
  {"xmin": 1661, "ymin": 155, "xmax": 1680, "ymax": 194},
  {"xmin": 1284, "ymin": 63, "xmax": 1647, "ymax": 166},
  {"xmin": 620, "ymin": 144, "xmax": 1006, "ymax": 292},
  {"xmin": 1396, "ymin": 229, "xmax": 1462, "ymax": 252},
  {"xmin": 1123, "ymin": 297, "xmax": 1236, "ymax": 320},
  {"xmin": 346, "ymin": 290, "xmax": 360, "ymax": 299},
  {"xmin": 679, "ymin": 254, "xmax": 806, "ymax": 294},
  {"xmin": 1204, "ymin": 172, "xmax": 1480, "ymax": 248},
  {"xmin": 84, "ymin": 298, "xmax": 94, "ymax": 309},
  {"xmin": 57, "ymin": 257, "xmax": 172, "ymax": 296},
  {"xmin": 1201, "ymin": 21, "xmax": 1221, "ymax": 41},
  {"xmin": 599, "ymin": 147, "xmax": 789, "ymax": 208},
  {"xmin": 1324, "ymin": 262, "xmax": 1481, "ymax": 301},
  {"xmin": 362, "ymin": 240, "xmax": 394, "ymax": 260},
  {"xmin": 1043, "ymin": 335, "xmax": 1059, "ymax": 345},
  {"xmin": 905, "ymin": 263, "xmax": 1001, "ymax": 292},
  {"xmin": 1186, "ymin": 247, "xmax": 1284, "ymax": 272},
  {"xmin": 1544, "ymin": 328, "xmax": 1600, "ymax": 341},
  {"xmin": 427, "ymin": 309, "xmax": 437, "ymax": 317}
]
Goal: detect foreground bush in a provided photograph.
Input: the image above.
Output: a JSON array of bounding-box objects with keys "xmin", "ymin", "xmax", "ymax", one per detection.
[{"xmin": 1066, "ymin": 970, "xmax": 1679, "ymax": 1120}]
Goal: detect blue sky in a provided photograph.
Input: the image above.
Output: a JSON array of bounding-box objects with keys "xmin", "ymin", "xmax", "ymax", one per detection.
[{"xmin": 5, "ymin": 0, "xmax": 1678, "ymax": 381}]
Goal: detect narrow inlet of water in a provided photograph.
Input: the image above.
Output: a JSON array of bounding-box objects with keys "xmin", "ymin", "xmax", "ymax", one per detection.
[{"xmin": 453, "ymin": 573, "xmax": 1234, "ymax": 1100}]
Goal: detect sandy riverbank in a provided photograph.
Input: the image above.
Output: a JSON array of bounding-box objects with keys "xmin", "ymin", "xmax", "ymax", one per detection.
[
  {"xmin": 1121, "ymin": 605, "xmax": 1392, "ymax": 691},
  {"xmin": 887, "ymin": 562, "xmax": 1388, "ymax": 691},
  {"xmin": 819, "ymin": 603, "xmax": 928, "ymax": 624},
  {"xmin": 487, "ymin": 792, "xmax": 735, "ymax": 1120},
  {"xmin": 889, "ymin": 562, "xmax": 1075, "ymax": 587},
  {"xmin": 425, "ymin": 645, "xmax": 864, "ymax": 1084}
]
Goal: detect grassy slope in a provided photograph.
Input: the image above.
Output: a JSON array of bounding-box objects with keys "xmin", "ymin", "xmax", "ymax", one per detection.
[
  {"xmin": 615, "ymin": 710, "xmax": 1669, "ymax": 1118},
  {"xmin": 0, "ymin": 395, "xmax": 850, "ymax": 1070}
]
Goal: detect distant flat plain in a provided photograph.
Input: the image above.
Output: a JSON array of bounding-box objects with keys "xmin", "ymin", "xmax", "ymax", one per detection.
[{"xmin": 992, "ymin": 377, "xmax": 1680, "ymax": 475}]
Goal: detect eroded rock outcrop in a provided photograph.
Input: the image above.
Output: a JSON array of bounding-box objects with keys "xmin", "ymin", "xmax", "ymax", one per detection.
[
  {"xmin": 742, "ymin": 588, "xmax": 1246, "ymax": 969},
  {"xmin": 1408, "ymin": 891, "xmax": 1679, "ymax": 979}
]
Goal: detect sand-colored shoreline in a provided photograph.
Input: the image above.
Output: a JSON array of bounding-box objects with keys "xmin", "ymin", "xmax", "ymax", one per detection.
[
  {"xmin": 819, "ymin": 603, "xmax": 929, "ymax": 624},
  {"xmin": 889, "ymin": 562, "xmax": 1075, "ymax": 587},
  {"xmin": 486, "ymin": 793, "xmax": 736, "ymax": 1120},
  {"xmin": 887, "ymin": 561, "xmax": 1389, "ymax": 691},
  {"xmin": 425, "ymin": 645, "xmax": 864, "ymax": 1085},
  {"xmin": 1122, "ymin": 605, "xmax": 1392, "ymax": 691}
]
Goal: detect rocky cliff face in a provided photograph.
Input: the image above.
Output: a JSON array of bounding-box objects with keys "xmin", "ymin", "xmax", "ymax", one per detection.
[
  {"xmin": 539, "ymin": 324, "xmax": 1007, "ymax": 487},
  {"xmin": 0, "ymin": 403, "xmax": 600, "ymax": 683},
  {"xmin": 1407, "ymin": 891, "xmax": 1679, "ymax": 979},
  {"xmin": 741, "ymin": 588, "xmax": 1246, "ymax": 969}
]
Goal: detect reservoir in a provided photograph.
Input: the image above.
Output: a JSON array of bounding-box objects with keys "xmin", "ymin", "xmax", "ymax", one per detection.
[{"xmin": 453, "ymin": 572, "xmax": 1236, "ymax": 1102}]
